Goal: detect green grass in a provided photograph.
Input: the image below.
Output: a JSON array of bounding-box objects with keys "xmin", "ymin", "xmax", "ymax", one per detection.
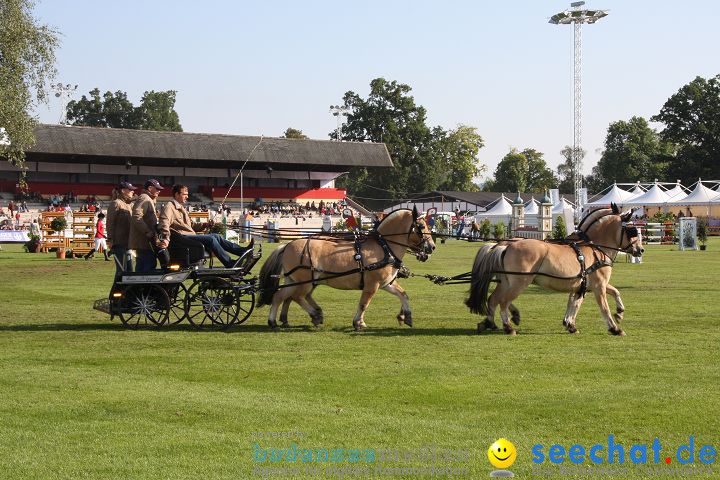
[{"xmin": 0, "ymin": 239, "xmax": 719, "ymax": 479}]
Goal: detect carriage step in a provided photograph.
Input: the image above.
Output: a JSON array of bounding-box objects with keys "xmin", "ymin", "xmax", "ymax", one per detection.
[{"xmin": 93, "ymin": 298, "xmax": 111, "ymax": 315}]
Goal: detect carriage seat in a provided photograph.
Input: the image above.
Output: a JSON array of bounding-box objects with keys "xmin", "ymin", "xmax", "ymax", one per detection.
[{"xmin": 166, "ymin": 231, "xmax": 209, "ymax": 268}]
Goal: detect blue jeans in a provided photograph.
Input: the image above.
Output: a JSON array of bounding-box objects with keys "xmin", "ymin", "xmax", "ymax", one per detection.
[
  {"xmin": 191, "ymin": 233, "xmax": 246, "ymax": 268},
  {"xmin": 135, "ymin": 249, "xmax": 157, "ymax": 272}
]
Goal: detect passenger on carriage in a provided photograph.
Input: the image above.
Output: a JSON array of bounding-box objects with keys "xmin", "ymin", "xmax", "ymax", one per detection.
[{"xmin": 157, "ymin": 184, "xmax": 253, "ymax": 268}]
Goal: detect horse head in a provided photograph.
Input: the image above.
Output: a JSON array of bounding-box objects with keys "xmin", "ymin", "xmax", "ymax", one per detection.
[
  {"xmin": 580, "ymin": 206, "xmax": 644, "ymax": 258},
  {"xmin": 377, "ymin": 208, "xmax": 436, "ymax": 262}
]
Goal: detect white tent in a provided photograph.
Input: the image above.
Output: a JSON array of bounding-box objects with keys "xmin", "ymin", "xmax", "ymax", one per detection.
[
  {"xmin": 625, "ymin": 183, "xmax": 670, "ymax": 206},
  {"xmin": 664, "ymin": 181, "xmax": 688, "ymax": 202},
  {"xmin": 669, "ymin": 181, "xmax": 718, "ymax": 205},
  {"xmin": 552, "ymin": 197, "xmax": 575, "ymax": 215},
  {"xmin": 625, "ymin": 183, "xmax": 646, "ymax": 201},
  {"xmin": 524, "ymin": 197, "xmax": 539, "ymax": 215},
  {"xmin": 586, "ymin": 183, "xmax": 635, "ymax": 206},
  {"xmin": 474, "ymin": 195, "xmax": 512, "ymax": 225}
]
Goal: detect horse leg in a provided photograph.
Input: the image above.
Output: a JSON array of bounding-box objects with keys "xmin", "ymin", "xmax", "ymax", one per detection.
[
  {"xmin": 304, "ymin": 288, "xmax": 323, "ymax": 325},
  {"xmin": 606, "ymin": 284, "xmax": 625, "ymax": 323},
  {"xmin": 381, "ymin": 282, "xmax": 412, "ymax": 327},
  {"xmin": 509, "ymin": 303, "xmax": 520, "ymax": 326},
  {"xmin": 268, "ymin": 285, "xmax": 294, "ymax": 329},
  {"xmin": 498, "ymin": 301, "xmax": 516, "ymax": 336},
  {"xmin": 498, "ymin": 275, "xmax": 532, "ymax": 335},
  {"xmin": 562, "ymin": 292, "xmax": 585, "ymax": 334},
  {"xmin": 291, "ymin": 284, "xmax": 324, "ymax": 326},
  {"xmin": 477, "ymin": 288, "xmax": 500, "ymax": 332},
  {"xmin": 592, "ymin": 284, "xmax": 625, "ymax": 336},
  {"xmin": 353, "ymin": 286, "xmax": 379, "ymax": 331},
  {"xmin": 279, "ymin": 298, "xmax": 292, "ymax": 328}
]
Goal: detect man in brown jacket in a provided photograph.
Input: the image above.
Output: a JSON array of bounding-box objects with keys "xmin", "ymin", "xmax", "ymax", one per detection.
[
  {"xmin": 129, "ymin": 179, "xmax": 163, "ymax": 272},
  {"xmin": 158, "ymin": 184, "xmax": 252, "ymax": 268},
  {"xmin": 106, "ymin": 181, "xmax": 136, "ymax": 273}
]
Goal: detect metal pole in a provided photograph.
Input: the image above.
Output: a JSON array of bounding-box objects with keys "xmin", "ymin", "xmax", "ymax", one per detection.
[{"xmin": 573, "ymin": 20, "xmax": 582, "ymax": 223}]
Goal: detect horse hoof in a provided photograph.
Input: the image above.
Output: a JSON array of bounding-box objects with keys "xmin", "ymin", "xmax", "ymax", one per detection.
[
  {"xmin": 280, "ymin": 322, "xmax": 290, "ymax": 328},
  {"xmin": 477, "ymin": 322, "xmax": 486, "ymax": 333},
  {"xmin": 403, "ymin": 317, "xmax": 413, "ymax": 327},
  {"xmin": 503, "ymin": 326, "xmax": 516, "ymax": 335},
  {"xmin": 567, "ymin": 325, "xmax": 577, "ymax": 334},
  {"xmin": 609, "ymin": 328, "xmax": 626, "ymax": 336}
]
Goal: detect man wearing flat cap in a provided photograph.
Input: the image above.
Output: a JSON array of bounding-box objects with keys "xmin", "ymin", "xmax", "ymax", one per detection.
[
  {"xmin": 129, "ymin": 179, "xmax": 163, "ymax": 272},
  {"xmin": 107, "ymin": 181, "xmax": 136, "ymax": 275}
]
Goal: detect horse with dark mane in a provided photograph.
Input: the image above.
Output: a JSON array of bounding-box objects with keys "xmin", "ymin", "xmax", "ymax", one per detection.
[
  {"xmin": 257, "ymin": 207, "xmax": 435, "ymax": 330},
  {"xmin": 465, "ymin": 203, "xmax": 643, "ymax": 335}
]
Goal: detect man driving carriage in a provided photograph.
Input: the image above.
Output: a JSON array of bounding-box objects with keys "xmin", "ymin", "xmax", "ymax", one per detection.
[{"xmin": 157, "ymin": 184, "xmax": 253, "ymax": 268}]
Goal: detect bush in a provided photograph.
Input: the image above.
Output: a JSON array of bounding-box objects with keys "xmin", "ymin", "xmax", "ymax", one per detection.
[
  {"xmin": 208, "ymin": 222, "xmax": 227, "ymax": 236},
  {"xmin": 553, "ymin": 216, "xmax": 567, "ymax": 239},
  {"xmin": 697, "ymin": 218, "xmax": 708, "ymax": 246},
  {"xmin": 492, "ymin": 221, "xmax": 506, "ymax": 240},
  {"xmin": 479, "ymin": 219, "xmax": 491, "ymax": 240},
  {"xmin": 24, "ymin": 234, "xmax": 40, "ymax": 253},
  {"xmin": 50, "ymin": 217, "xmax": 67, "ymax": 232}
]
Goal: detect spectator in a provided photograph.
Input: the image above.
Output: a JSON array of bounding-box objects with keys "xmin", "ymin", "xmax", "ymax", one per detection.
[{"xmin": 130, "ymin": 179, "xmax": 163, "ymax": 272}]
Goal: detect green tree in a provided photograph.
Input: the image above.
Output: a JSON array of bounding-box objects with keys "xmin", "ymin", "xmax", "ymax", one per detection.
[
  {"xmin": 587, "ymin": 116, "xmax": 671, "ymax": 192},
  {"xmin": 66, "ymin": 88, "xmax": 182, "ymax": 131},
  {"xmin": 432, "ymin": 125, "xmax": 485, "ymax": 191},
  {"xmin": 488, "ymin": 148, "xmax": 556, "ymax": 193},
  {"xmin": 0, "ymin": 0, "xmax": 59, "ymax": 172},
  {"xmin": 335, "ymin": 78, "xmax": 439, "ymax": 205},
  {"xmin": 557, "ymin": 145, "xmax": 586, "ymax": 194},
  {"xmin": 282, "ymin": 128, "xmax": 308, "ymax": 139},
  {"xmin": 553, "ymin": 215, "xmax": 567, "ymax": 239},
  {"xmin": 136, "ymin": 90, "xmax": 182, "ymax": 131},
  {"xmin": 651, "ymin": 75, "xmax": 720, "ymax": 183}
]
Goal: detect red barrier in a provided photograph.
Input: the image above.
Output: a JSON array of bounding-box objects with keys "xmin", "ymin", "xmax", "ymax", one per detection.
[{"xmin": 199, "ymin": 186, "xmax": 346, "ymax": 201}]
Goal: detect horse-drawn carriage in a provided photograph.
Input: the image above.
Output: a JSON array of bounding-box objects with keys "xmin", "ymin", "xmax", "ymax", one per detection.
[{"xmin": 93, "ymin": 239, "xmax": 262, "ymax": 329}]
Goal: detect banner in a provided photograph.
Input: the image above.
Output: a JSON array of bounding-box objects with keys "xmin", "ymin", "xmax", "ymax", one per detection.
[{"xmin": 0, "ymin": 230, "xmax": 30, "ymax": 243}]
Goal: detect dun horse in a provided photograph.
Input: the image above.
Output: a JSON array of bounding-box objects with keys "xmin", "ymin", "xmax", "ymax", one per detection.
[
  {"xmin": 465, "ymin": 204, "xmax": 644, "ymax": 335},
  {"xmin": 257, "ymin": 208, "xmax": 435, "ymax": 330}
]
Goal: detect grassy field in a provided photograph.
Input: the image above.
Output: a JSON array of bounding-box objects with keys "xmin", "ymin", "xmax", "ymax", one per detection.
[{"xmin": 0, "ymin": 238, "xmax": 719, "ymax": 479}]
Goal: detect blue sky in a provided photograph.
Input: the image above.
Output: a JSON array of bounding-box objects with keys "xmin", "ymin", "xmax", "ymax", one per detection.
[{"xmin": 34, "ymin": 0, "xmax": 719, "ymax": 188}]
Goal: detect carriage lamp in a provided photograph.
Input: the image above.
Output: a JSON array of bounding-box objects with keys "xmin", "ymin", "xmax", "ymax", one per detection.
[
  {"xmin": 112, "ymin": 292, "xmax": 123, "ymax": 298},
  {"xmin": 168, "ymin": 264, "xmax": 181, "ymax": 271}
]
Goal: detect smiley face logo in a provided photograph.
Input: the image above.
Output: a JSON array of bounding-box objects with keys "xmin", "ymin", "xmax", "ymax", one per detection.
[{"xmin": 487, "ymin": 438, "xmax": 516, "ymax": 469}]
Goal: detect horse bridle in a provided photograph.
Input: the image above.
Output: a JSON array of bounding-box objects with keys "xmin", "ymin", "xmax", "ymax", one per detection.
[{"xmin": 576, "ymin": 209, "xmax": 640, "ymax": 255}]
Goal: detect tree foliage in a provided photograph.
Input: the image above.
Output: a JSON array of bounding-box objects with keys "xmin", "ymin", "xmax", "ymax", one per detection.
[
  {"xmin": 586, "ymin": 117, "xmax": 671, "ymax": 192},
  {"xmin": 486, "ymin": 148, "xmax": 557, "ymax": 193},
  {"xmin": 0, "ymin": 0, "xmax": 58, "ymax": 172},
  {"xmin": 282, "ymin": 127, "xmax": 308, "ymax": 139},
  {"xmin": 553, "ymin": 215, "xmax": 567, "ymax": 239},
  {"xmin": 651, "ymin": 75, "xmax": 720, "ymax": 183},
  {"xmin": 66, "ymin": 88, "xmax": 182, "ymax": 131},
  {"xmin": 557, "ymin": 145, "xmax": 586, "ymax": 194},
  {"xmin": 333, "ymin": 78, "xmax": 484, "ymax": 207}
]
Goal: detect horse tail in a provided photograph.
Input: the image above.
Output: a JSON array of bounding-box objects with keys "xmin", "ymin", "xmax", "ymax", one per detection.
[
  {"xmin": 257, "ymin": 244, "xmax": 287, "ymax": 307},
  {"xmin": 465, "ymin": 243, "xmax": 506, "ymax": 315}
]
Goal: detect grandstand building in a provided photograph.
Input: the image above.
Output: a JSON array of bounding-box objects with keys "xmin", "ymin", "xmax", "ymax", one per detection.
[{"xmin": 0, "ymin": 124, "xmax": 393, "ymax": 204}]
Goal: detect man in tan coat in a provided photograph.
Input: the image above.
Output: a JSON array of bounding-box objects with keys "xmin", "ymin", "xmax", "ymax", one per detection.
[
  {"xmin": 106, "ymin": 181, "xmax": 136, "ymax": 274},
  {"xmin": 129, "ymin": 179, "xmax": 163, "ymax": 272},
  {"xmin": 158, "ymin": 184, "xmax": 252, "ymax": 268}
]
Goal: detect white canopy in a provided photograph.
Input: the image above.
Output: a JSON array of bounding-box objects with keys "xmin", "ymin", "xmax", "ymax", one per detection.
[
  {"xmin": 479, "ymin": 195, "xmax": 513, "ymax": 216},
  {"xmin": 625, "ymin": 183, "xmax": 646, "ymax": 201},
  {"xmin": 625, "ymin": 183, "xmax": 670, "ymax": 206},
  {"xmin": 664, "ymin": 182, "xmax": 688, "ymax": 202},
  {"xmin": 587, "ymin": 183, "xmax": 635, "ymax": 206},
  {"xmin": 552, "ymin": 197, "xmax": 575, "ymax": 215},
  {"xmin": 524, "ymin": 197, "xmax": 539, "ymax": 215},
  {"xmin": 669, "ymin": 181, "xmax": 719, "ymax": 205}
]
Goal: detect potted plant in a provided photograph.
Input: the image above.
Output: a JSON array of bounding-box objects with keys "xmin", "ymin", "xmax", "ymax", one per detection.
[
  {"xmin": 697, "ymin": 218, "xmax": 708, "ymax": 251},
  {"xmin": 50, "ymin": 217, "xmax": 67, "ymax": 259},
  {"xmin": 492, "ymin": 221, "xmax": 506, "ymax": 240},
  {"xmin": 24, "ymin": 233, "xmax": 40, "ymax": 253},
  {"xmin": 479, "ymin": 219, "xmax": 491, "ymax": 241}
]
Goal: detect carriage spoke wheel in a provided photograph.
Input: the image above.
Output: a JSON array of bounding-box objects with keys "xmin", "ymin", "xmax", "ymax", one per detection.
[
  {"xmin": 184, "ymin": 278, "xmax": 240, "ymax": 329},
  {"xmin": 235, "ymin": 284, "xmax": 255, "ymax": 325},
  {"xmin": 166, "ymin": 283, "xmax": 189, "ymax": 325},
  {"xmin": 118, "ymin": 284, "xmax": 170, "ymax": 328}
]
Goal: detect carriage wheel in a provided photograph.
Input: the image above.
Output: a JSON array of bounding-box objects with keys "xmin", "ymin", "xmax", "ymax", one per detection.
[
  {"xmin": 166, "ymin": 283, "xmax": 189, "ymax": 325},
  {"xmin": 118, "ymin": 284, "xmax": 170, "ymax": 328},
  {"xmin": 184, "ymin": 278, "xmax": 240, "ymax": 329},
  {"xmin": 235, "ymin": 285, "xmax": 255, "ymax": 325}
]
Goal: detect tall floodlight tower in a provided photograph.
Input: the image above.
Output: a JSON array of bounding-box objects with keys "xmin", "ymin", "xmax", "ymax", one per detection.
[
  {"xmin": 550, "ymin": 2, "xmax": 608, "ymax": 222},
  {"xmin": 329, "ymin": 105, "xmax": 349, "ymax": 141}
]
